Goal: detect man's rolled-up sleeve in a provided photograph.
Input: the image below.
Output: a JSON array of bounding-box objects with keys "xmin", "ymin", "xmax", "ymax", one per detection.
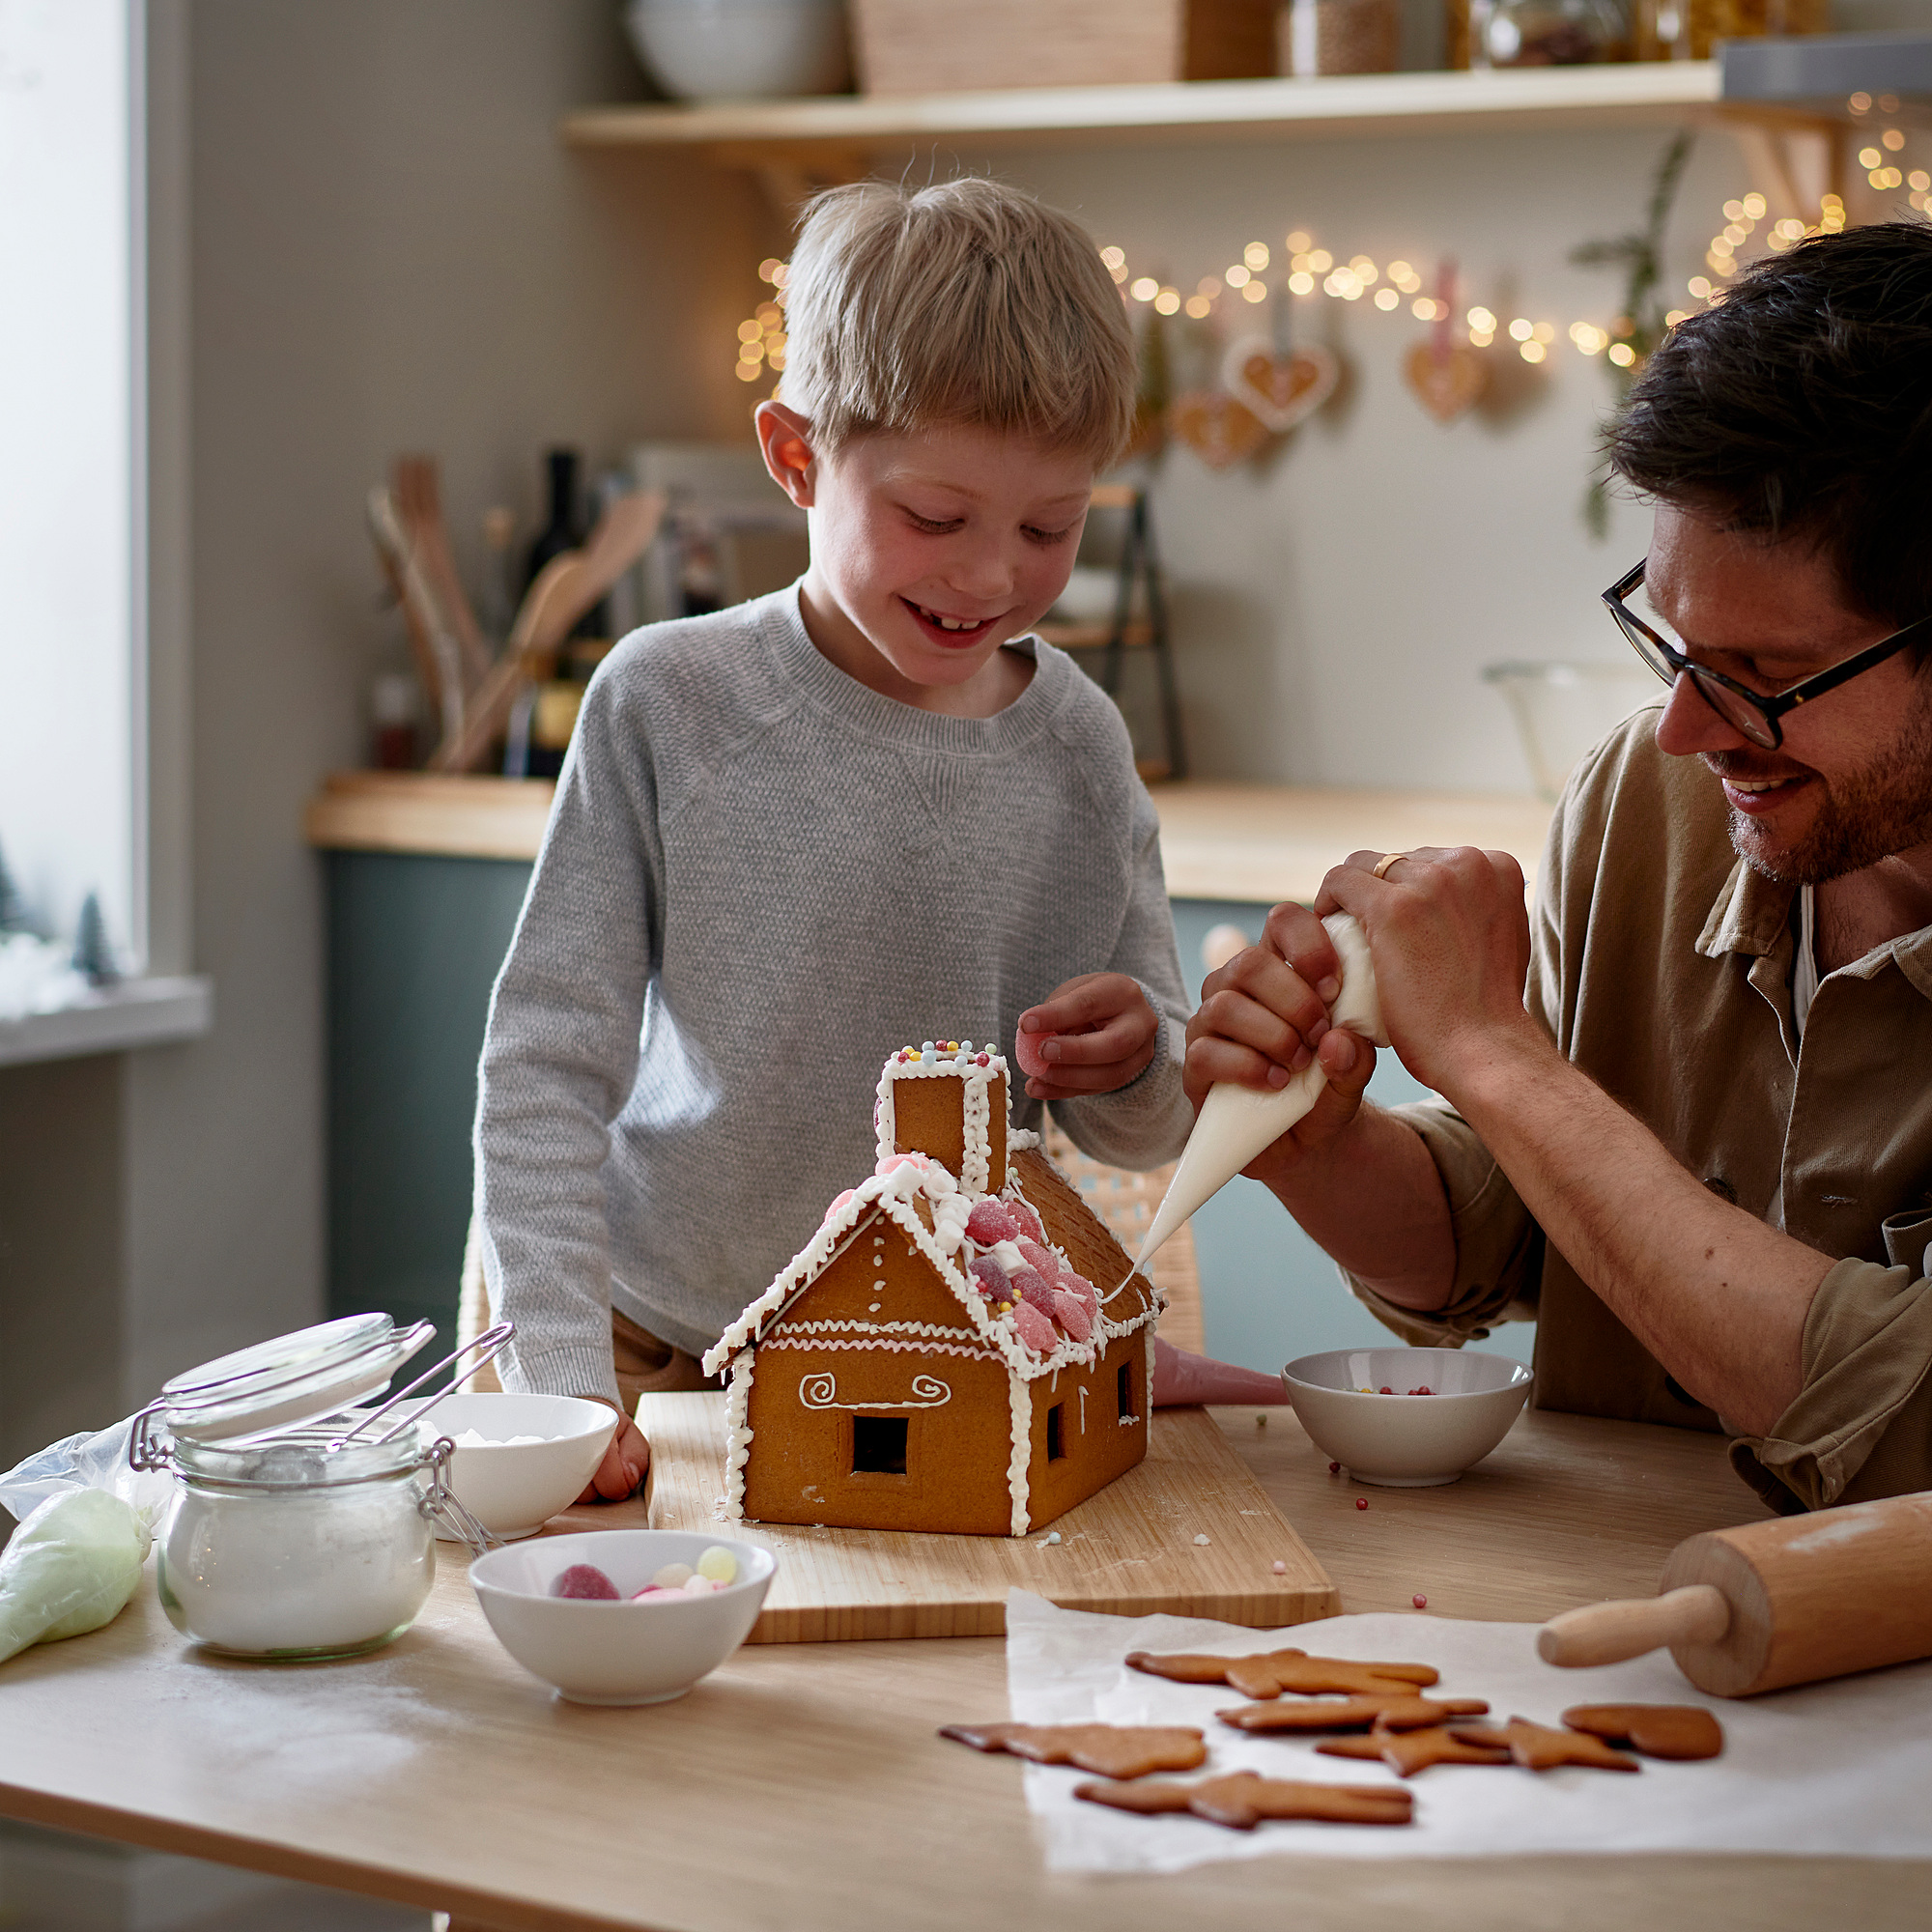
[
  {"xmin": 1338, "ymin": 1097, "xmax": 1543, "ymax": 1348},
  {"xmin": 1729, "ymin": 1258, "xmax": 1932, "ymax": 1512}
]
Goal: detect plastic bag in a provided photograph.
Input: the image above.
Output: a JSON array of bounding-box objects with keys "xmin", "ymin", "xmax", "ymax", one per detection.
[
  {"xmin": 0, "ymin": 1414, "xmax": 173, "ymax": 1524},
  {"xmin": 0, "ymin": 1489, "xmax": 153, "ymax": 1665}
]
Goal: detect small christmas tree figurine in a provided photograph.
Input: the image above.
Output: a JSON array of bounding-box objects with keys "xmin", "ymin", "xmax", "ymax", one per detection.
[
  {"xmin": 71, "ymin": 892, "xmax": 118, "ymax": 986},
  {"xmin": 0, "ymin": 840, "xmax": 30, "ymax": 935}
]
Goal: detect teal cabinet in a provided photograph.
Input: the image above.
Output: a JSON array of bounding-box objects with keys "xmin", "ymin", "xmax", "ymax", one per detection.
[{"xmin": 325, "ymin": 851, "xmax": 531, "ymax": 1358}]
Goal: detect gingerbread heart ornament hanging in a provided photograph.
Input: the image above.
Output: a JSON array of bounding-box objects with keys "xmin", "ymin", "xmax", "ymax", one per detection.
[
  {"xmin": 1169, "ymin": 390, "xmax": 1270, "ymax": 470},
  {"xmin": 1405, "ymin": 341, "xmax": 1487, "ymax": 425},
  {"xmin": 1221, "ymin": 337, "xmax": 1339, "ymax": 435}
]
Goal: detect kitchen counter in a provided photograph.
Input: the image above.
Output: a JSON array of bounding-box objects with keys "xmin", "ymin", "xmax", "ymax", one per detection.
[
  {"xmin": 305, "ymin": 772, "xmax": 1553, "ymax": 903},
  {"xmin": 1, "ymin": 1407, "xmax": 1919, "ymax": 1932}
]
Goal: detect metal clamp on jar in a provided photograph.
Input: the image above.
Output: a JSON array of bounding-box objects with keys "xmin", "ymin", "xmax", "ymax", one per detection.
[{"xmin": 130, "ymin": 1314, "xmax": 510, "ymax": 1662}]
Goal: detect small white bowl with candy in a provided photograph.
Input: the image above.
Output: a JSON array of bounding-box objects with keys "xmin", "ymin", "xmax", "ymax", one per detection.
[
  {"xmin": 469, "ymin": 1529, "xmax": 776, "ymax": 1704},
  {"xmin": 428, "ymin": 1391, "xmax": 618, "ymax": 1541},
  {"xmin": 1281, "ymin": 1346, "xmax": 1532, "ymax": 1488}
]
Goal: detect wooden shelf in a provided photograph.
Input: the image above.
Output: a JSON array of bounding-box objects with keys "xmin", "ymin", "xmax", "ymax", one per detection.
[
  {"xmin": 563, "ymin": 63, "xmax": 1724, "ymax": 157},
  {"xmin": 1037, "ymin": 619, "xmax": 1154, "ymax": 650},
  {"xmin": 304, "ymin": 771, "xmax": 556, "ymax": 862}
]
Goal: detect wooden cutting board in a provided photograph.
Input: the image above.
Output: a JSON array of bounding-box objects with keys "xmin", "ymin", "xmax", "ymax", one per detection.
[{"xmin": 619, "ymin": 1391, "xmax": 1337, "ymax": 1643}]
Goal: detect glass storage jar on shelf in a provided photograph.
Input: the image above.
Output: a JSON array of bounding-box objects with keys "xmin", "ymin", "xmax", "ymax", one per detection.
[
  {"xmin": 1468, "ymin": 0, "xmax": 1629, "ymax": 64},
  {"xmin": 1633, "ymin": 0, "xmax": 1825, "ymax": 60},
  {"xmin": 130, "ymin": 1313, "xmax": 497, "ymax": 1662}
]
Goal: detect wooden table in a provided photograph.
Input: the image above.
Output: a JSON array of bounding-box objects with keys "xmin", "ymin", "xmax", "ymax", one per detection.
[{"xmin": 1, "ymin": 1409, "xmax": 1922, "ymax": 1932}]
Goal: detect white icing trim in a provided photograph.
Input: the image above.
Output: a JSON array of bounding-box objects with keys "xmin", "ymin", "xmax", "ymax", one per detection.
[
  {"xmin": 772, "ymin": 1317, "xmax": 981, "ymax": 1342},
  {"xmin": 723, "ymin": 1350, "xmax": 753, "ymax": 1520},
  {"xmin": 1008, "ymin": 1373, "xmax": 1032, "ymax": 1536},
  {"xmin": 799, "ymin": 1371, "xmax": 952, "ymax": 1411},
  {"xmin": 873, "ymin": 1044, "xmax": 1009, "ymax": 1196},
  {"xmin": 759, "ymin": 1334, "xmax": 1001, "ymax": 1363},
  {"xmin": 1008, "ymin": 1127, "xmax": 1041, "ymax": 1152}
]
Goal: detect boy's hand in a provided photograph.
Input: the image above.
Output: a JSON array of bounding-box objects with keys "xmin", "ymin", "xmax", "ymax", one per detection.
[
  {"xmin": 1015, "ymin": 974, "xmax": 1158, "ymax": 1100},
  {"xmin": 577, "ymin": 1413, "xmax": 651, "ymax": 1503}
]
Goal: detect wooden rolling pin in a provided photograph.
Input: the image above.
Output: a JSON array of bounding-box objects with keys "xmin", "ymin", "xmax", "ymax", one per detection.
[{"xmin": 1538, "ymin": 1491, "xmax": 1932, "ymax": 1696}]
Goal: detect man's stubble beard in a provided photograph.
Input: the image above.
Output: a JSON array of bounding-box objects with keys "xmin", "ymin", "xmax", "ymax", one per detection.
[{"xmin": 1731, "ymin": 673, "xmax": 1932, "ymax": 885}]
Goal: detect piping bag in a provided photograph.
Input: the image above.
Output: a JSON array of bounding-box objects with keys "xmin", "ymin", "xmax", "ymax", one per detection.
[{"xmin": 1133, "ymin": 914, "xmax": 1387, "ymax": 1278}]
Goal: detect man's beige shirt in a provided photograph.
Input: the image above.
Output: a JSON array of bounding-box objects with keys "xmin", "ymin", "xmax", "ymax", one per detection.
[{"xmin": 1348, "ymin": 708, "xmax": 1932, "ymax": 1512}]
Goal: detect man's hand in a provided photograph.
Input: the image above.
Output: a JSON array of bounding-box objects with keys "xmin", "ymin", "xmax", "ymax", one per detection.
[
  {"xmin": 1183, "ymin": 901, "xmax": 1378, "ymax": 1187},
  {"xmin": 1015, "ymin": 974, "xmax": 1158, "ymax": 1100},
  {"xmin": 1317, "ymin": 846, "xmax": 1537, "ymax": 1101},
  {"xmin": 577, "ymin": 1412, "xmax": 650, "ymax": 1502}
]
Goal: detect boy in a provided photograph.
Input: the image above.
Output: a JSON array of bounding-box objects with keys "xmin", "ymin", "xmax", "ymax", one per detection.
[{"xmin": 475, "ymin": 178, "xmax": 1193, "ymax": 1498}]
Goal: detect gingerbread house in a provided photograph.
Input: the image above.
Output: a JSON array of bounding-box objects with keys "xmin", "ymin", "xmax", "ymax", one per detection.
[{"xmin": 701, "ymin": 1042, "xmax": 1162, "ymax": 1536}]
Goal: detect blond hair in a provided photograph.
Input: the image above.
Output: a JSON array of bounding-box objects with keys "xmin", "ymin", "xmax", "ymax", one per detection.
[{"xmin": 779, "ymin": 177, "xmax": 1134, "ymax": 469}]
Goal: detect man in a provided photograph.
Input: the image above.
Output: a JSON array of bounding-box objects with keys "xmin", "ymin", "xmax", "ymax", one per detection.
[{"xmin": 1189, "ymin": 222, "xmax": 1932, "ymax": 1513}]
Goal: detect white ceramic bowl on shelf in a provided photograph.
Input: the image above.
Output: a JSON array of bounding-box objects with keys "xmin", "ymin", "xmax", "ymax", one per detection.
[
  {"xmin": 469, "ymin": 1529, "xmax": 777, "ymax": 1705},
  {"xmin": 623, "ymin": 0, "xmax": 851, "ymax": 101},
  {"xmin": 427, "ymin": 1392, "xmax": 617, "ymax": 1541},
  {"xmin": 1281, "ymin": 1347, "xmax": 1532, "ymax": 1487}
]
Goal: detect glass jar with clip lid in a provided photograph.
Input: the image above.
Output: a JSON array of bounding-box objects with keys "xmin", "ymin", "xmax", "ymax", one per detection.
[{"xmin": 130, "ymin": 1314, "xmax": 509, "ymax": 1661}]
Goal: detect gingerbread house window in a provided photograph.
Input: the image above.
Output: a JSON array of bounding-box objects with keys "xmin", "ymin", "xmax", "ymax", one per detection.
[
  {"xmin": 851, "ymin": 1415, "xmax": 908, "ymax": 1476},
  {"xmin": 1117, "ymin": 1362, "xmax": 1137, "ymax": 1423},
  {"xmin": 1046, "ymin": 1404, "xmax": 1065, "ymax": 1462}
]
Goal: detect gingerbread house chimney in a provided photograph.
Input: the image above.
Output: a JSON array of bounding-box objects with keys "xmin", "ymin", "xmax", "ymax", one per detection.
[{"xmin": 876, "ymin": 1041, "xmax": 1009, "ymax": 1196}]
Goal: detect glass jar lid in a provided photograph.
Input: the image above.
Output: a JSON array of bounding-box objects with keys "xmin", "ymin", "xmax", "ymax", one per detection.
[{"xmin": 157, "ymin": 1314, "xmax": 435, "ymax": 1445}]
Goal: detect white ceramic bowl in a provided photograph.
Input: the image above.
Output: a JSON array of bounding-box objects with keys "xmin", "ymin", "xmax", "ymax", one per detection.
[
  {"xmin": 427, "ymin": 1392, "xmax": 617, "ymax": 1540},
  {"xmin": 624, "ymin": 0, "xmax": 850, "ymax": 101},
  {"xmin": 1282, "ymin": 1347, "xmax": 1532, "ymax": 1488},
  {"xmin": 469, "ymin": 1529, "xmax": 776, "ymax": 1705}
]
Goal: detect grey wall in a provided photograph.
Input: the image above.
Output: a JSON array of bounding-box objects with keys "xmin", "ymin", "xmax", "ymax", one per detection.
[{"xmin": 2, "ymin": 0, "xmax": 768, "ymax": 1463}]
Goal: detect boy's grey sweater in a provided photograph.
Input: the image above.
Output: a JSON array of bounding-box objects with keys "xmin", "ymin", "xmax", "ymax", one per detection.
[{"xmin": 475, "ymin": 586, "xmax": 1193, "ymax": 1406}]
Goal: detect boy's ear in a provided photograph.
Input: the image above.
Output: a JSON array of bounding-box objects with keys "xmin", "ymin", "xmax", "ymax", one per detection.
[{"xmin": 755, "ymin": 401, "xmax": 818, "ymax": 510}]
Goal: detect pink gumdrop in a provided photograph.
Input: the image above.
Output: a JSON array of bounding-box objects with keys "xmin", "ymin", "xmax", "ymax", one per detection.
[
  {"xmin": 1009, "ymin": 1265, "xmax": 1055, "ymax": 1314},
  {"xmin": 1011, "ymin": 1299, "xmax": 1058, "ymax": 1352},
  {"xmin": 1008, "ymin": 1199, "xmax": 1045, "ymax": 1245},
  {"xmin": 969, "ymin": 1256, "xmax": 1010, "ymax": 1301},
  {"xmin": 1050, "ymin": 1290, "xmax": 1093, "ymax": 1342},
  {"xmin": 552, "ymin": 1564, "xmax": 619, "ymax": 1601},
  {"xmin": 1061, "ymin": 1271, "xmax": 1097, "ymax": 1319},
  {"xmin": 631, "ymin": 1584, "xmax": 668, "ymax": 1599},
  {"xmin": 1013, "ymin": 1027, "xmax": 1052, "ymax": 1081},
  {"xmin": 875, "ymin": 1152, "xmax": 927, "ymax": 1178},
  {"xmin": 965, "ymin": 1199, "xmax": 1017, "ymax": 1246},
  {"xmin": 1016, "ymin": 1237, "xmax": 1061, "ymax": 1281},
  {"xmin": 821, "ymin": 1188, "xmax": 857, "ymax": 1225}
]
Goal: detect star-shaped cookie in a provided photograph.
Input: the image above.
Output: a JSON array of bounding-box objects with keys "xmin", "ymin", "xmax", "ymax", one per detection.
[
  {"xmin": 1450, "ymin": 1717, "xmax": 1639, "ymax": 1772},
  {"xmin": 1126, "ymin": 1646, "xmax": 1438, "ymax": 1700},
  {"xmin": 1075, "ymin": 1772, "xmax": 1413, "ymax": 1830},
  {"xmin": 1220, "ymin": 1692, "xmax": 1489, "ymax": 1736},
  {"xmin": 937, "ymin": 1721, "xmax": 1207, "ymax": 1779},
  {"xmin": 1318, "ymin": 1723, "xmax": 1515, "ymax": 1776},
  {"xmin": 1560, "ymin": 1704, "xmax": 1723, "ymax": 1760}
]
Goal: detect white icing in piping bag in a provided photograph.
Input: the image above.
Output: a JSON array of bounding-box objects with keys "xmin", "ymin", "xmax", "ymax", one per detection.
[{"xmin": 1131, "ymin": 913, "xmax": 1388, "ymax": 1275}]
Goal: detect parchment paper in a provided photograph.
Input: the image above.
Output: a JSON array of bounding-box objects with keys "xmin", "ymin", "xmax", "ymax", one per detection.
[{"xmin": 1002, "ymin": 1590, "xmax": 1932, "ymax": 1871}]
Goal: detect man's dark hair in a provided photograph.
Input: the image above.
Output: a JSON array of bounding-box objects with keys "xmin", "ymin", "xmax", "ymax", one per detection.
[{"xmin": 1608, "ymin": 220, "xmax": 1932, "ymax": 631}]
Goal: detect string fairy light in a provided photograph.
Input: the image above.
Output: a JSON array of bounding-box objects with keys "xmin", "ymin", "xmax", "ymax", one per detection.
[{"xmin": 729, "ymin": 106, "xmax": 1918, "ymax": 389}]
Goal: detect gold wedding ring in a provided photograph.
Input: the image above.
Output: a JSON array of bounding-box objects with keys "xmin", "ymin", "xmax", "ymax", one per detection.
[{"xmin": 1372, "ymin": 851, "xmax": 1406, "ymax": 880}]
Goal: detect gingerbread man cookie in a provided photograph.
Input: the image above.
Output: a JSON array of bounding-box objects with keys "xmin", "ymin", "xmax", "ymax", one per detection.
[
  {"xmin": 1075, "ymin": 1772, "xmax": 1413, "ymax": 1830},
  {"xmin": 1560, "ymin": 1704, "xmax": 1724, "ymax": 1761},
  {"xmin": 1318, "ymin": 1723, "xmax": 1515, "ymax": 1776},
  {"xmin": 1219, "ymin": 1692, "xmax": 1488, "ymax": 1736},
  {"xmin": 1451, "ymin": 1718, "xmax": 1640, "ymax": 1773},
  {"xmin": 1125, "ymin": 1647, "xmax": 1439, "ymax": 1699},
  {"xmin": 937, "ymin": 1721, "xmax": 1207, "ymax": 1779}
]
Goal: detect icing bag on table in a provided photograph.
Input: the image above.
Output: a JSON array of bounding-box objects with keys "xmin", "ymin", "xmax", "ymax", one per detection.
[
  {"xmin": 1151, "ymin": 1337, "xmax": 1288, "ymax": 1406},
  {"xmin": 0, "ymin": 1490, "xmax": 153, "ymax": 1667},
  {"xmin": 1135, "ymin": 914, "xmax": 1387, "ymax": 1271}
]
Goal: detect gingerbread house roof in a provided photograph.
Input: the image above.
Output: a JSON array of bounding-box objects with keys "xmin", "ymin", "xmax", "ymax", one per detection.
[{"xmin": 702, "ymin": 1047, "xmax": 1160, "ymax": 1387}]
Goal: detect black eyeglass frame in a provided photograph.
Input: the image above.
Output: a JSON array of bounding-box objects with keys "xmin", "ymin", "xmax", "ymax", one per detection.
[{"xmin": 1603, "ymin": 559, "xmax": 1932, "ymax": 751}]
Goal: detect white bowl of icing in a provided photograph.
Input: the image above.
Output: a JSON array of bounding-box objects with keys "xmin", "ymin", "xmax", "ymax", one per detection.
[
  {"xmin": 1282, "ymin": 1347, "xmax": 1531, "ymax": 1487},
  {"xmin": 428, "ymin": 1392, "xmax": 617, "ymax": 1541},
  {"xmin": 469, "ymin": 1529, "xmax": 777, "ymax": 1705}
]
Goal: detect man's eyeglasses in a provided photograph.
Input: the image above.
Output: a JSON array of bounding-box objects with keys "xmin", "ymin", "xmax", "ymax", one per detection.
[{"xmin": 1603, "ymin": 559, "xmax": 1932, "ymax": 751}]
